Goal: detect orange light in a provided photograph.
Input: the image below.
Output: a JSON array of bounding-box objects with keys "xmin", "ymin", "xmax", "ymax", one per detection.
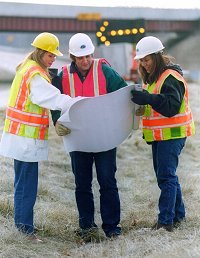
[
  {"xmin": 103, "ymin": 21, "xmax": 109, "ymax": 26},
  {"xmin": 110, "ymin": 30, "xmax": 117, "ymax": 36},
  {"xmin": 139, "ymin": 27, "xmax": 145, "ymax": 33},
  {"xmin": 100, "ymin": 26, "xmax": 106, "ymax": 32},
  {"xmin": 132, "ymin": 28, "xmax": 138, "ymax": 34},
  {"xmin": 125, "ymin": 29, "xmax": 131, "ymax": 35},
  {"xmin": 100, "ymin": 36, "xmax": 106, "ymax": 42},
  {"xmin": 105, "ymin": 41, "xmax": 110, "ymax": 46},
  {"xmin": 117, "ymin": 29, "xmax": 123, "ymax": 35},
  {"xmin": 96, "ymin": 31, "xmax": 102, "ymax": 37}
]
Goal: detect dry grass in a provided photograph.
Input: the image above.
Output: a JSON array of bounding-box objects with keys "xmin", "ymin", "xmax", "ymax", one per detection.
[{"xmin": 0, "ymin": 82, "xmax": 199, "ymax": 257}]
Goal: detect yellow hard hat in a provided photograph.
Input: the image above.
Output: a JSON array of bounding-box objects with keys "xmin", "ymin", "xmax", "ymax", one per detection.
[{"xmin": 31, "ymin": 32, "xmax": 63, "ymax": 56}]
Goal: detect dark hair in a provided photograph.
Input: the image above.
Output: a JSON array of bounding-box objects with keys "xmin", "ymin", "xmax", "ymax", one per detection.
[
  {"xmin": 70, "ymin": 53, "xmax": 76, "ymax": 61},
  {"xmin": 138, "ymin": 53, "xmax": 175, "ymax": 84}
]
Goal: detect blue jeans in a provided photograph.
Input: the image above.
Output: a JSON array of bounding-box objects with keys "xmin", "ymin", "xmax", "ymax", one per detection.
[
  {"xmin": 14, "ymin": 160, "xmax": 38, "ymax": 234},
  {"xmin": 70, "ymin": 148, "xmax": 121, "ymax": 235},
  {"xmin": 152, "ymin": 138, "xmax": 186, "ymax": 225}
]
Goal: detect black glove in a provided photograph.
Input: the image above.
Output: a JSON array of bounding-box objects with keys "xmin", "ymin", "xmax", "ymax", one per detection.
[
  {"xmin": 131, "ymin": 89, "xmax": 152, "ymax": 105},
  {"xmin": 48, "ymin": 68, "xmax": 58, "ymax": 78}
]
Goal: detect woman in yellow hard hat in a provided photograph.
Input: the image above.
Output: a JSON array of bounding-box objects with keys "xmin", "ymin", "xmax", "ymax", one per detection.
[{"xmin": 0, "ymin": 32, "xmax": 72, "ymax": 242}]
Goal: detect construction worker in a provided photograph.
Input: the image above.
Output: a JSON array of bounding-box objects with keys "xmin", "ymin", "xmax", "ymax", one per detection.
[
  {"xmin": 0, "ymin": 32, "xmax": 73, "ymax": 242},
  {"xmin": 131, "ymin": 36, "xmax": 195, "ymax": 231},
  {"xmin": 51, "ymin": 33, "xmax": 127, "ymax": 240}
]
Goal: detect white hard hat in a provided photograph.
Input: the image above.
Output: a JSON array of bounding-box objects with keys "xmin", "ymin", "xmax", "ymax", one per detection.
[
  {"xmin": 134, "ymin": 36, "xmax": 164, "ymax": 60},
  {"xmin": 69, "ymin": 33, "xmax": 95, "ymax": 57}
]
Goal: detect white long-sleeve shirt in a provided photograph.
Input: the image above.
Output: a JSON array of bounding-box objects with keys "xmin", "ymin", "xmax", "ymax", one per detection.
[{"xmin": 0, "ymin": 75, "xmax": 71, "ymax": 162}]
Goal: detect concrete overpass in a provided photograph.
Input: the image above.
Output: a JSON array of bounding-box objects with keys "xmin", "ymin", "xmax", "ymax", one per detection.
[
  {"xmin": 0, "ymin": 2, "xmax": 200, "ymax": 48},
  {"xmin": 0, "ymin": 2, "xmax": 200, "ymax": 81}
]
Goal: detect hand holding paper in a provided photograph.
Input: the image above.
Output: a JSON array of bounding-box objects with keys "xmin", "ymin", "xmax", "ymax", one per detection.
[{"xmin": 55, "ymin": 122, "xmax": 71, "ymax": 136}]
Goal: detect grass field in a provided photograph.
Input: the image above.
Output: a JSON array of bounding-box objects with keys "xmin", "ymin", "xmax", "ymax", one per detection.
[{"xmin": 0, "ymin": 83, "xmax": 199, "ymax": 258}]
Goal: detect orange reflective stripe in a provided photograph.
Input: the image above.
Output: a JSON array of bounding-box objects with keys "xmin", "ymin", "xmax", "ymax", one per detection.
[
  {"xmin": 143, "ymin": 111, "xmax": 193, "ymax": 128},
  {"xmin": 153, "ymin": 129, "xmax": 162, "ymax": 141},
  {"xmin": 39, "ymin": 126, "xmax": 47, "ymax": 139},
  {"xmin": 154, "ymin": 69, "xmax": 186, "ymax": 94},
  {"xmin": 15, "ymin": 66, "xmax": 48, "ymax": 110},
  {"xmin": 186, "ymin": 123, "xmax": 192, "ymax": 135},
  {"xmin": 6, "ymin": 107, "xmax": 49, "ymax": 127},
  {"xmin": 152, "ymin": 110, "xmax": 160, "ymax": 117},
  {"xmin": 9, "ymin": 120, "xmax": 20, "ymax": 135},
  {"xmin": 15, "ymin": 79, "xmax": 28, "ymax": 110},
  {"xmin": 39, "ymin": 108, "xmax": 49, "ymax": 139}
]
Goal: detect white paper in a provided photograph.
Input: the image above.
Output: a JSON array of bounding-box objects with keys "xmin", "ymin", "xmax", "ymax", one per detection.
[{"xmin": 58, "ymin": 84, "xmax": 140, "ymax": 153}]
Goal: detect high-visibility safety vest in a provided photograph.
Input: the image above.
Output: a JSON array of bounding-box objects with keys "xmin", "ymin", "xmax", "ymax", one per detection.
[
  {"xmin": 4, "ymin": 60, "xmax": 51, "ymax": 140},
  {"xmin": 62, "ymin": 58, "xmax": 109, "ymax": 97},
  {"xmin": 142, "ymin": 69, "xmax": 195, "ymax": 142}
]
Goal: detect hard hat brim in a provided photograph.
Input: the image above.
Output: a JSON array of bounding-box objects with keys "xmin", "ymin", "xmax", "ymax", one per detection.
[
  {"xmin": 134, "ymin": 48, "xmax": 164, "ymax": 60},
  {"xmin": 69, "ymin": 47, "xmax": 95, "ymax": 57},
  {"xmin": 134, "ymin": 54, "xmax": 147, "ymax": 60},
  {"xmin": 31, "ymin": 43, "xmax": 63, "ymax": 56},
  {"xmin": 51, "ymin": 49, "xmax": 63, "ymax": 56}
]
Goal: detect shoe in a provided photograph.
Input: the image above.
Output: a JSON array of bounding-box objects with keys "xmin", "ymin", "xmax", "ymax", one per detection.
[
  {"xmin": 152, "ymin": 222, "xmax": 173, "ymax": 232},
  {"xmin": 173, "ymin": 218, "xmax": 186, "ymax": 228},
  {"xmin": 33, "ymin": 226, "xmax": 43, "ymax": 233},
  {"xmin": 106, "ymin": 227, "xmax": 122, "ymax": 239},
  {"xmin": 27, "ymin": 233, "xmax": 43, "ymax": 243},
  {"xmin": 75, "ymin": 226, "xmax": 99, "ymax": 242}
]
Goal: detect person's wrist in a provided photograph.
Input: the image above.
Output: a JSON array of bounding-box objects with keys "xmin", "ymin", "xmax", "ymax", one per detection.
[{"xmin": 148, "ymin": 94, "xmax": 155, "ymax": 105}]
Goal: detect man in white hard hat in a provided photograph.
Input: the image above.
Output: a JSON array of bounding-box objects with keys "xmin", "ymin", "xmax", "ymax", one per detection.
[{"xmin": 51, "ymin": 33, "xmax": 127, "ymax": 241}]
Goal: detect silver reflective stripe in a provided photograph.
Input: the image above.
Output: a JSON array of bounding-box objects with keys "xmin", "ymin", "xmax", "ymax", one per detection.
[
  {"xmin": 93, "ymin": 59, "xmax": 99, "ymax": 96},
  {"xmin": 67, "ymin": 64, "xmax": 75, "ymax": 97}
]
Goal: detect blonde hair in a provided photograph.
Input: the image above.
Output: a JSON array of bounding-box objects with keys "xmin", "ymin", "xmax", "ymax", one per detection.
[{"xmin": 16, "ymin": 48, "xmax": 51, "ymax": 78}]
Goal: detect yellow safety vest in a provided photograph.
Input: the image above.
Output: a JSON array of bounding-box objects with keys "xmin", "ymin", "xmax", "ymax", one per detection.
[
  {"xmin": 4, "ymin": 60, "xmax": 51, "ymax": 140},
  {"xmin": 143, "ymin": 69, "xmax": 195, "ymax": 142}
]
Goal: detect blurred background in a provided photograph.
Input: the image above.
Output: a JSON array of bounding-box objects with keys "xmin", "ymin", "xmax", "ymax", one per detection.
[{"xmin": 0, "ymin": 1, "xmax": 200, "ymax": 104}]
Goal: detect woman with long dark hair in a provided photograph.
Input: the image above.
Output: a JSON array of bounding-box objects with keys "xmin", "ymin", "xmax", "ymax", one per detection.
[{"xmin": 131, "ymin": 36, "xmax": 195, "ymax": 232}]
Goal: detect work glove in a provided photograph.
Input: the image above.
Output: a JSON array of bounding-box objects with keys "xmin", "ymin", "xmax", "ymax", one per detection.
[
  {"xmin": 135, "ymin": 105, "xmax": 145, "ymax": 116},
  {"xmin": 55, "ymin": 122, "xmax": 71, "ymax": 136},
  {"xmin": 48, "ymin": 68, "xmax": 58, "ymax": 78},
  {"xmin": 131, "ymin": 89, "xmax": 153, "ymax": 105}
]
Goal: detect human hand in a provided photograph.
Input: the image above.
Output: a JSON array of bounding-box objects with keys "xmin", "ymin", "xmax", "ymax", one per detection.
[
  {"xmin": 131, "ymin": 89, "xmax": 152, "ymax": 105},
  {"xmin": 55, "ymin": 122, "xmax": 71, "ymax": 136},
  {"xmin": 135, "ymin": 105, "xmax": 145, "ymax": 116},
  {"xmin": 48, "ymin": 68, "xmax": 58, "ymax": 77}
]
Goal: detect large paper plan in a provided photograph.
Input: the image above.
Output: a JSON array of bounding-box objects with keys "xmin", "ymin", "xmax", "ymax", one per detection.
[{"xmin": 58, "ymin": 85, "xmax": 140, "ymax": 152}]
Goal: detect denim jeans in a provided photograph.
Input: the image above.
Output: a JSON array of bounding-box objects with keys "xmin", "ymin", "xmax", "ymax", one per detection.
[
  {"xmin": 70, "ymin": 148, "xmax": 121, "ymax": 234},
  {"xmin": 14, "ymin": 159, "xmax": 38, "ymax": 234},
  {"xmin": 152, "ymin": 138, "xmax": 186, "ymax": 225}
]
